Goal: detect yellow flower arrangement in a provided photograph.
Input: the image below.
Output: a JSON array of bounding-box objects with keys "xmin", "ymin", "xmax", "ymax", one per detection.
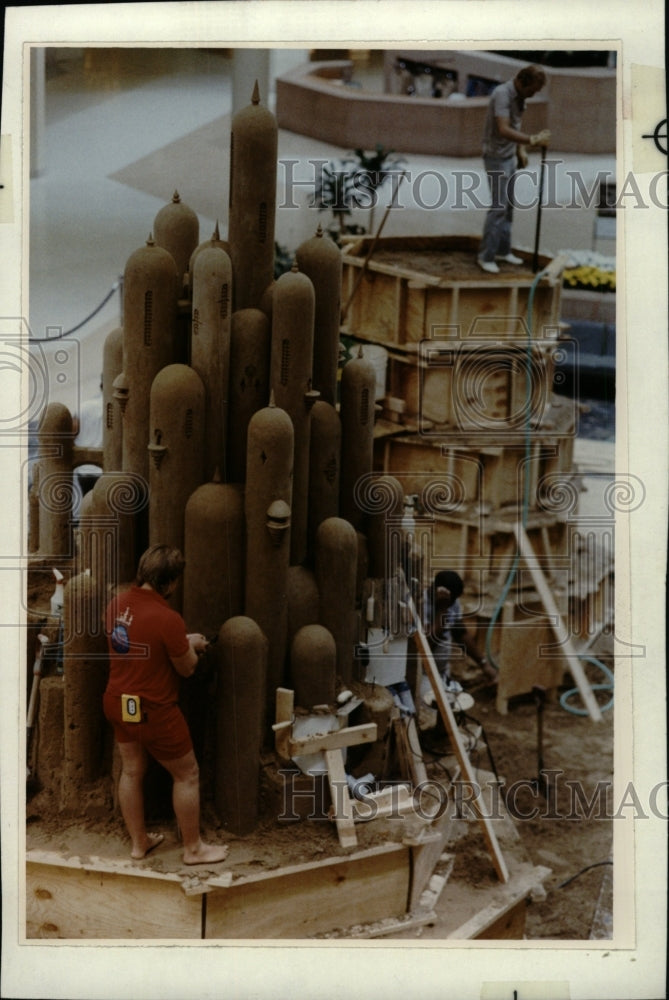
[{"xmin": 563, "ymin": 265, "xmax": 616, "ymax": 292}]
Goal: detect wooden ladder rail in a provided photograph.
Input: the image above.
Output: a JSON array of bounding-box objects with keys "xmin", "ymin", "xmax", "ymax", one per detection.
[{"xmin": 513, "ymin": 524, "xmax": 603, "ymax": 723}]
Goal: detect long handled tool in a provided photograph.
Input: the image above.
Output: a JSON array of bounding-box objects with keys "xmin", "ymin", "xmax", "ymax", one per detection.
[
  {"xmin": 532, "ymin": 146, "xmax": 548, "ymax": 273},
  {"xmin": 341, "ymin": 169, "xmax": 408, "ymax": 321},
  {"xmin": 27, "ymin": 633, "xmax": 49, "ymax": 786}
]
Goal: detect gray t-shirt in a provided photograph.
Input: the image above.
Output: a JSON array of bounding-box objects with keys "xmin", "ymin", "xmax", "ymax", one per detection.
[{"xmin": 482, "ymin": 78, "xmax": 525, "ymax": 159}]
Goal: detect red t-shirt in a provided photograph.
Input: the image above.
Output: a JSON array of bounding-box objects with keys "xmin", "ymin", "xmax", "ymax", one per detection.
[{"xmin": 105, "ymin": 586, "xmax": 190, "ymax": 706}]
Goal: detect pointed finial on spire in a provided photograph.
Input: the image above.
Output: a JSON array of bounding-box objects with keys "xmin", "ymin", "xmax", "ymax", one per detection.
[
  {"xmin": 357, "ymin": 345, "xmax": 364, "ymax": 358},
  {"xmin": 147, "ymin": 232, "xmax": 155, "ymax": 246},
  {"xmin": 172, "ymin": 191, "xmax": 181, "ymax": 203},
  {"xmin": 291, "ymin": 258, "xmax": 299, "ymax": 273},
  {"xmin": 316, "ymin": 224, "xmax": 324, "ymax": 238},
  {"xmin": 252, "ymin": 80, "xmax": 261, "ymax": 105},
  {"xmin": 212, "ymin": 466, "xmax": 222, "ymax": 483},
  {"xmin": 213, "ymin": 220, "xmax": 220, "ymax": 240},
  {"xmin": 269, "ymin": 389, "xmax": 276, "ymax": 407}
]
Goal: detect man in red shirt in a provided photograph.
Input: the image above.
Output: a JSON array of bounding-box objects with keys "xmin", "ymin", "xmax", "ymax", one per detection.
[{"xmin": 104, "ymin": 544, "xmax": 228, "ymax": 865}]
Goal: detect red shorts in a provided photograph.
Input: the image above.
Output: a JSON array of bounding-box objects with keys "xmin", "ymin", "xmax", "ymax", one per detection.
[{"xmin": 103, "ymin": 692, "xmax": 193, "ymax": 761}]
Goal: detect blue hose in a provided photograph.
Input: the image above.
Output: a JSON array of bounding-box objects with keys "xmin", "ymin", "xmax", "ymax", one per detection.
[
  {"xmin": 560, "ymin": 657, "xmax": 614, "ymax": 716},
  {"xmin": 483, "ymin": 266, "xmax": 613, "ymax": 716}
]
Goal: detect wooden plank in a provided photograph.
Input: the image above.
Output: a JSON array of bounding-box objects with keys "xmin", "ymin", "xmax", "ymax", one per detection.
[
  {"xmin": 205, "ymin": 845, "xmax": 411, "ymax": 938},
  {"xmin": 287, "ymin": 722, "xmax": 377, "ymax": 757},
  {"xmin": 408, "ymin": 809, "xmax": 455, "ymax": 912},
  {"xmin": 407, "ymin": 594, "xmax": 510, "ymax": 884},
  {"xmin": 513, "ymin": 523, "xmax": 602, "ymax": 722},
  {"xmin": 339, "ymin": 908, "xmax": 437, "ymax": 939},
  {"xmin": 446, "ymin": 863, "xmax": 551, "ymax": 939},
  {"xmin": 324, "ymin": 747, "xmax": 357, "ymax": 849},
  {"xmin": 27, "ymin": 862, "xmax": 202, "ymax": 939},
  {"xmin": 392, "ymin": 717, "xmax": 412, "ymax": 783},
  {"xmin": 475, "ymin": 897, "xmax": 527, "ymax": 939},
  {"xmin": 403, "ymin": 716, "xmax": 428, "ymax": 786},
  {"xmin": 273, "ymin": 687, "xmax": 295, "ymax": 760},
  {"xmin": 275, "ymin": 687, "xmax": 294, "ymax": 724},
  {"xmin": 25, "ymin": 848, "xmax": 234, "ymax": 889}
]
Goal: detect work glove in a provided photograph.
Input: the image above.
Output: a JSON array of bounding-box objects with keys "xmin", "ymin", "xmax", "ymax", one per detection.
[
  {"xmin": 516, "ymin": 144, "xmax": 529, "ymax": 169},
  {"xmin": 529, "ymin": 129, "xmax": 551, "ymax": 148}
]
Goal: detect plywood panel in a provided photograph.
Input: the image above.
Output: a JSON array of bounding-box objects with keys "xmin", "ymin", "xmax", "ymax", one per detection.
[
  {"xmin": 205, "ymin": 845, "xmax": 410, "ymax": 938},
  {"xmin": 27, "ymin": 862, "xmax": 202, "ymax": 939},
  {"xmin": 475, "ymin": 898, "xmax": 527, "ymax": 939}
]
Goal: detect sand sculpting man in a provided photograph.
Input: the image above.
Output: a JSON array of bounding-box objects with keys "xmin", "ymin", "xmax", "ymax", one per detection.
[
  {"xmin": 478, "ymin": 64, "xmax": 551, "ymax": 274},
  {"xmin": 103, "ymin": 544, "xmax": 228, "ymax": 865}
]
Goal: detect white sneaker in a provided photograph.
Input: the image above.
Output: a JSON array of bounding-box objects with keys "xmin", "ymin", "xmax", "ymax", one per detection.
[
  {"xmin": 496, "ymin": 252, "xmax": 524, "ymax": 265},
  {"xmin": 477, "ymin": 257, "xmax": 500, "ymax": 274}
]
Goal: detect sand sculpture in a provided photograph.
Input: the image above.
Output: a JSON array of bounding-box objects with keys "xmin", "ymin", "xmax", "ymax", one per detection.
[{"xmin": 29, "ymin": 82, "xmax": 400, "ymax": 834}]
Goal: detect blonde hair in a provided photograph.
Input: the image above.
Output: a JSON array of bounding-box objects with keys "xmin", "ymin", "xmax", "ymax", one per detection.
[{"xmin": 136, "ymin": 545, "xmax": 186, "ymax": 596}]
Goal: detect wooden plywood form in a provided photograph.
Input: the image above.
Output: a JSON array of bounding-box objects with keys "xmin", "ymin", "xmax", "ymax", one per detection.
[
  {"xmin": 341, "ymin": 235, "xmax": 563, "ymax": 348},
  {"xmin": 27, "ymin": 855, "xmax": 203, "ymax": 939},
  {"xmin": 383, "ymin": 340, "xmax": 558, "ymax": 431},
  {"xmin": 26, "ymin": 786, "xmax": 551, "ymax": 941},
  {"xmin": 26, "ymin": 837, "xmax": 410, "ymax": 941},
  {"xmin": 444, "ymin": 861, "xmax": 551, "ymax": 939},
  {"xmin": 204, "ymin": 842, "xmax": 410, "ymax": 939}
]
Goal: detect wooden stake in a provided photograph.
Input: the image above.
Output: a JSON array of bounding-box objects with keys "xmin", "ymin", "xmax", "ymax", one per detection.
[{"xmin": 325, "ymin": 748, "xmax": 357, "ymax": 849}]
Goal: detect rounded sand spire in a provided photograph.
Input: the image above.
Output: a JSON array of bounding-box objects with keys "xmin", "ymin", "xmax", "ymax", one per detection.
[
  {"xmin": 153, "ymin": 190, "xmax": 200, "ymax": 295},
  {"xmin": 296, "ymin": 226, "xmax": 342, "ymax": 407},
  {"xmin": 120, "ymin": 235, "xmax": 179, "ymax": 482},
  {"xmin": 229, "ymin": 82, "xmax": 278, "ymax": 311}
]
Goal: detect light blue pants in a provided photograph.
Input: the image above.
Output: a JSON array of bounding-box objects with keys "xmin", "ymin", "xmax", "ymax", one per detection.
[{"xmin": 479, "ymin": 155, "xmax": 516, "ymax": 262}]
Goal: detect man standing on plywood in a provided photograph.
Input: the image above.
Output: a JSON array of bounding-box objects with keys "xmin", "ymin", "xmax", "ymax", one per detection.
[{"xmin": 478, "ymin": 64, "xmax": 551, "ymax": 274}]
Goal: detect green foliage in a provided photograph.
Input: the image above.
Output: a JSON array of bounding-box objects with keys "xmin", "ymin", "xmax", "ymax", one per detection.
[
  {"xmin": 312, "ymin": 145, "xmax": 407, "ymax": 243},
  {"xmin": 274, "ymin": 241, "xmax": 293, "ymax": 279}
]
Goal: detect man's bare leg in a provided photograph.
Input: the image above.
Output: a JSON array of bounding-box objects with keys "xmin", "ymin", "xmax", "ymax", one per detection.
[
  {"xmin": 159, "ymin": 750, "xmax": 228, "ymax": 865},
  {"xmin": 117, "ymin": 741, "xmax": 165, "ymax": 859}
]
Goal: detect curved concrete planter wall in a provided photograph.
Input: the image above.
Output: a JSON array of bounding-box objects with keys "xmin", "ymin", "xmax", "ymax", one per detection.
[{"xmin": 276, "ymin": 57, "xmax": 614, "ymax": 158}]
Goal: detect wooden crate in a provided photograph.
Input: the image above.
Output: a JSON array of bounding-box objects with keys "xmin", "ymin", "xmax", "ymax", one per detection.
[{"xmin": 342, "ymin": 235, "xmax": 562, "ymax": 348}]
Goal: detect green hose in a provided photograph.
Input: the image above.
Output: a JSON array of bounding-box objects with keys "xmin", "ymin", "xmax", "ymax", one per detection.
[{"xmin": 483, "ymin": 266, "xmax": 613, "ymax": 716}]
